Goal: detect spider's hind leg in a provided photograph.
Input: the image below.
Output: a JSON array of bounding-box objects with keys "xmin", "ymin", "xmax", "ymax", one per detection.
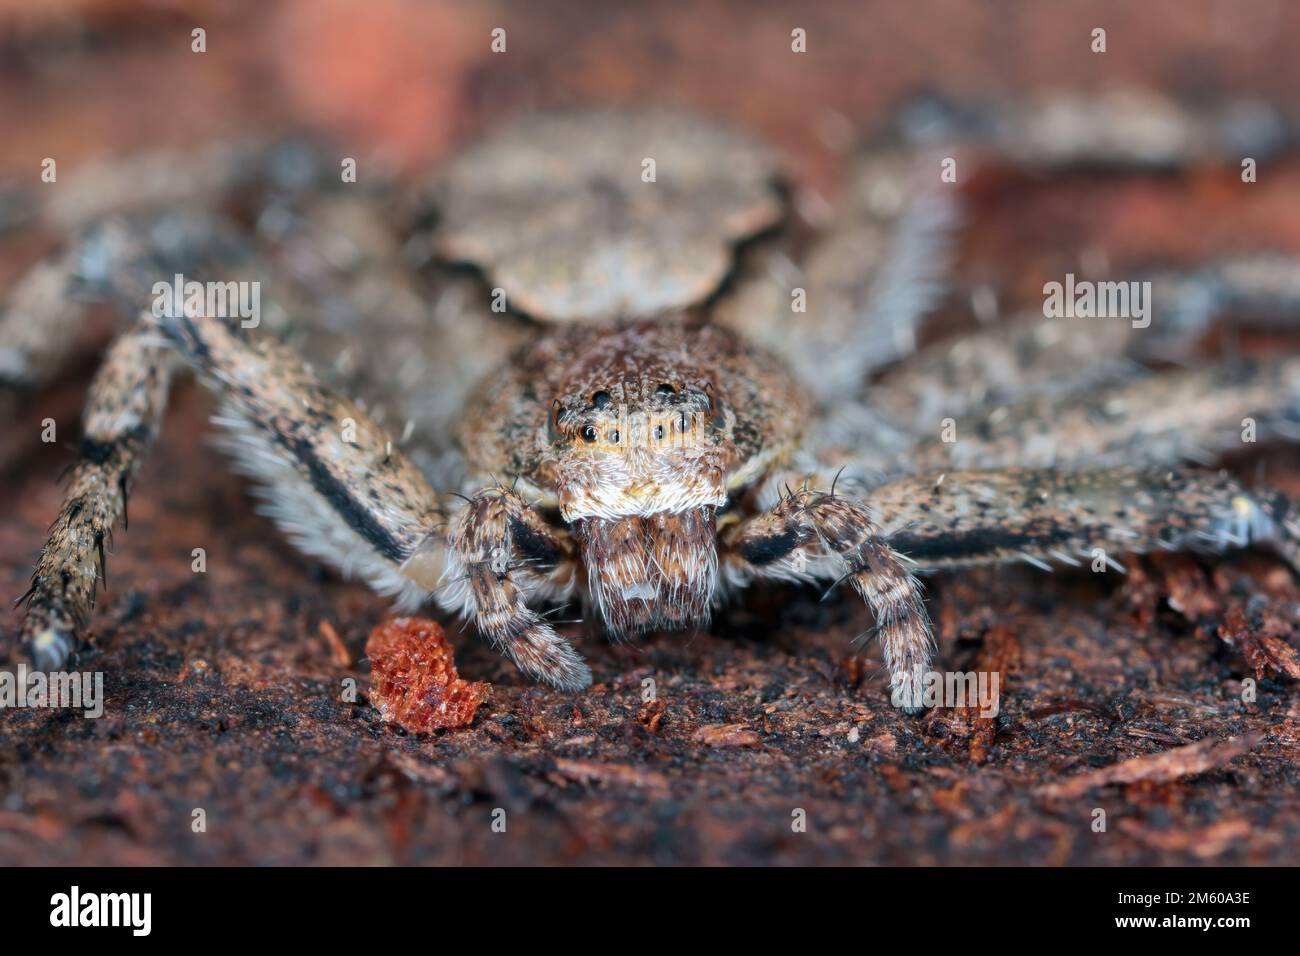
[
  {"xmin": 716, "ymin": 140, "xmax": 959, "ymax": 405},
  {"xmin": 903, "ymin": 353, "xmax": 1300, "ymax": 473},
  {"xmin": 0, "ymin": 246, "xmax": 90, "ymax": 416},
  {"xmin": 0, "ymin": 210, "xmax": 257, "ymax": 454}
]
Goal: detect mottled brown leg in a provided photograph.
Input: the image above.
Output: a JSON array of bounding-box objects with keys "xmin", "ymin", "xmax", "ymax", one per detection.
[
  {"xmin": 158, "ymin": 310, "xmax": 590, "ymax": 689},
  {"xmin": 0, "ymin": 249, "xmax": 88, "ymax": 401},
  {"xmin": 862, "ymin": 310, "xmax": 1141, "ymax": 439},
  {"xmin": 949, "ymin": 88, "xmax": 1284, "ymax": 171},
  {"xmin": 0, "ymin": 210, "xmax": 257, "ymax": 453},
  {"xmin": 1137, "ymin": 253, "xmax": 1300, "ymax": 354},
  {"xmin": 902, "ymin": 357, "xmax": 1300, "ymax": 473},
  {"xmin": 17, "ymin": 323, "xmax": 177, "ymax": 669},
  {"xmin": 716, "ymin": 146, "xmax": 958, "ymax": 403},
  {"xmin": 17, "ymin": 139, "xmax": 337, "ymax": 235},
  {"xmin": 812, "ymin": 257, "xmax": 1300, "ymax": 479},
  {"xmin": 158, "ymin": 309, "xmax": 443, "ymax": 603},
  {"xmin": 864, "ymin": 467, "xmax": 1299, "ymax": 574},
  {"xmin": 721, "ymin": 488, "xmax": 933, "ymax": 713}
]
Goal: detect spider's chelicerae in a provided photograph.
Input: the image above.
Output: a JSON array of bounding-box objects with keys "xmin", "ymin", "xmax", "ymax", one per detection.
[{"xmin": 8, "ymin": 93, "xmax": 1300, "ymax": 712}]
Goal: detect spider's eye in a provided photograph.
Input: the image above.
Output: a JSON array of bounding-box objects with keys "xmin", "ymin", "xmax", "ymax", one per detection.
[
  {"xmin": 582, "ymin": 425, "xmax": 598, "ymax": 443},
  {"xmin": 677, "ymin": 411, "xmax": 688, "ymax": 433},
  {"xmin": 608, "ymin": 430, "xmax": 620, "ymax": 444},
  {"xmin": 655, "ymin": 383, "xmax": 675, "ymax": 396},
  {"xmin": 654, "ymin": 425, "xmax": 665, "ymax": 440},
  {"xmin": 591, "ymin": 390, "xmax": 611, "ymax": 409}
]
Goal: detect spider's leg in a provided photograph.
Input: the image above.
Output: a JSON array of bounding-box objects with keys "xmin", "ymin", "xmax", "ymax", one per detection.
[
  {"xmin": 433, "ymin": 486, "xmax": 588, "ymax": 690},
  {"xmin": 1135, "ymin": 253, "xmax": 1300, "ymax": 356},
  {"xmin": 156, "ymin": 310, "xmax": 590, "ymax": 691},
  {"xmin": 974, "ymin": 89, "xmax": 1288, "ymax": 171},
  {"xmin": 717, "ymin": 142, "xmax": 959, "ymax": 404},
  {"xmin": 1, "ymin": 137, "xmax": 345, "ymax": 430},
  {"xmin": 719, "ymin": 488, "xmax": 932, "ymax": 713},
  {"xmin": 865, "ymin": 255, "xmax": 1300, "ymax": 439},
  {"xmin": 3, "ymin": 138, "xmax": 339, "ymax": 237},
  {"xmin": 903, "ymin": 355, "xmax": 1300, "ymax": 473},
  {"xmin": 835, "ymin": 309, "xmax": 1141, "ymax": 461},
  {"xmin": 264, "ymin": 194, "xmax": 530, "ymax": 487},
  {"xmin": 818, "ymin": 253, "xmax": 1300, "ymax": 480},
  {"xmin": 864, "ymin": 466, "xmax": 1299, "ymax": 574},
  {"xmin": 0, "ymin": 211, "xmax": 258, "ymax": 449},
  {"xmin": 0, "ymin": 247, "xmax": 90, "ymax": 422},
  {"xmin": 16, "ymin": 323, "xmax": 179, "ymax": 670},
  {"xmin": 813, "ymin": 355, "xmax": 1279, "ymax": 535}
]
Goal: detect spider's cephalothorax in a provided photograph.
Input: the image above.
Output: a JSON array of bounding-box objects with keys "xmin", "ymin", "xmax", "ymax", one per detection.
[
  {"xmin": 459, "ymin": 319, "xmax": 808, "ymax": 639},
  {"xmin": 8, "ymin": 95, "xmax": 1300, "ymax": 713}
]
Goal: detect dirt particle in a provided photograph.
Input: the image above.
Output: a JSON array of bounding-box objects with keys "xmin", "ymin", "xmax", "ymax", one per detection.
[
  {"xmin": 637, "ymin": 697, "xmax": 667, "ymax": 733},
  {"xmin": 692, "ymin": 723, "xmax": 762, "ymax": 747}
]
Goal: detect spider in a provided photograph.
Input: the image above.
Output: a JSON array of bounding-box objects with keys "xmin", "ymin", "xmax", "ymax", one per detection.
[{"xmin": 7, "ymin": 93, "xmax": 1300, "ymax": 713}]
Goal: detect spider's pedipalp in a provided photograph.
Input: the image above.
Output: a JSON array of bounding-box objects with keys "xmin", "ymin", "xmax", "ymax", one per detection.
[
  {"xmin": 721, "ymin": 487, "xmax": 933, "ymax": 713},
  {"xmin": 575, "ymin": 508, "xmax": 718, "ymax": 638},
  {"xmin": 436, "ymin": 487, "xmax": 588, "ymax": 690}
]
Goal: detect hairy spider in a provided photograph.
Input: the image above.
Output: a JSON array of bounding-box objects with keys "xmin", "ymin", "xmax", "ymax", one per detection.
[{"xmin": 7, "ymin": 94, "xmax": 1300, "ymax": 712}]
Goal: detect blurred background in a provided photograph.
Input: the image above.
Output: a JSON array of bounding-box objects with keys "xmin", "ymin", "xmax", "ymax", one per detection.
[{"xmin": 3, "ymin": 0, "xmax": 1300, "ymax": 188}]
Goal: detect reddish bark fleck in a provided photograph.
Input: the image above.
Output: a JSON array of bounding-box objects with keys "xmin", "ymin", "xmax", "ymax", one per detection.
[{"xmin": 366, "ymin": 618, "xmax": 489, "ymax": 732}]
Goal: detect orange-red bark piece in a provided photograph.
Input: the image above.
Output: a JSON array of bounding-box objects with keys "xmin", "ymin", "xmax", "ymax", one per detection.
[{"xmin": 366, "ymin": 618, "xmax": 489, "ymax": 732}]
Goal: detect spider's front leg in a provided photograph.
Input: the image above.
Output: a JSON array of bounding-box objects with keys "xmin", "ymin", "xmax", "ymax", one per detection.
[
  {"xmin": 720, "ymin": 487, "xmax": 933, "ymax": 712},
  {"xmin": 17, "ymin": 322, "xmax": 178, "ymax": 669},
  {"xmin": 865, "ymin": 466, "xmax": 1300, "ymax": 574},
  {"xmin": 156, "ymin": 311, "xmax": 592, "ymax": 690},
  {"xmin": 427, "ymin": 487, "xmax": 588, "ymax": 690}
]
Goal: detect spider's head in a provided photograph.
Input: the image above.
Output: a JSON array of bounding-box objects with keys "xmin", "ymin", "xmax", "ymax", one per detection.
[
  {"xmin": 545, "ymin": 377, "xmax": 732, "ymax": 520},
  {"xmin": 543, "ymin": 374, "xmax": 735, "ymax": 636}
]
